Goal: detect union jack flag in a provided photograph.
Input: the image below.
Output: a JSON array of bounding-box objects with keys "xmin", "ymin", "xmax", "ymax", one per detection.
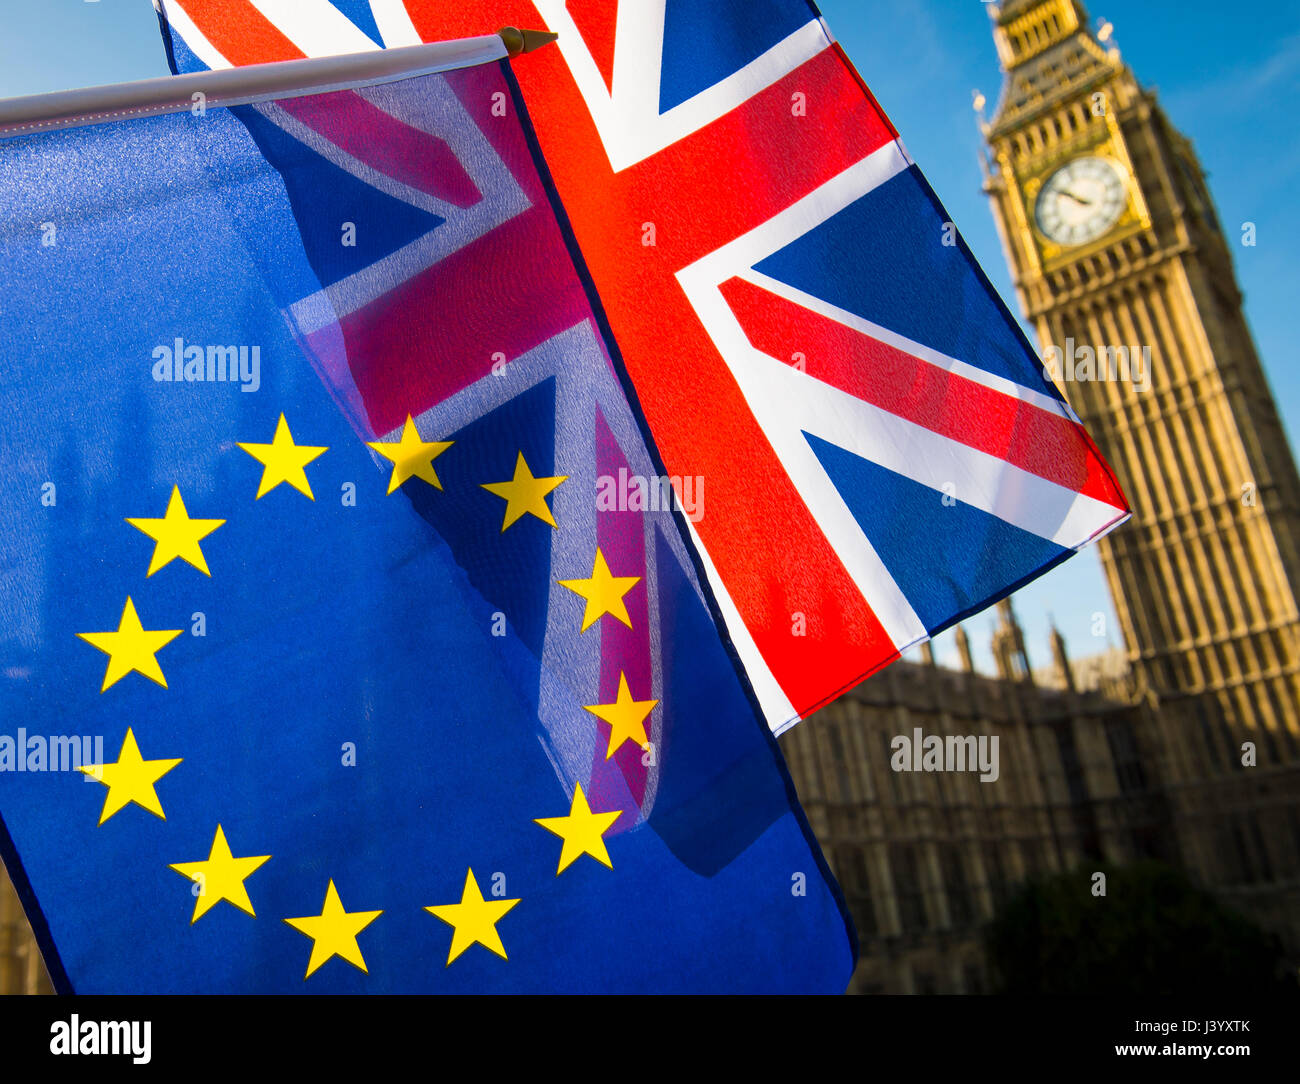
[{"xmin": 155, "ymin": 0, "xmax": 1130, "ymax": 734}]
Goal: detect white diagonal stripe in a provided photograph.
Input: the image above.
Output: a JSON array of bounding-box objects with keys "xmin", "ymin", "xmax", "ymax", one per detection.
[
  {"xmin": 535, "ymin": 0, "xmax": 829, "ymax": 172},
  {"xmin": 157, "ymin": 0, "xmax": 232, "ymax": 70},
  {"xmin": 369, "ymin": 0, "xmax": 421, "ymax": 46},
  {"xmin": 248, "ymin": 0, "xmax": 383, "ymax": 57},
  {"xmin": 682, "ymin": 515, "xmax": 800, "ymax": 734}
]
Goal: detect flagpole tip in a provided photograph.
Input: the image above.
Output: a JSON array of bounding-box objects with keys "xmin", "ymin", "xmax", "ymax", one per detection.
[{"xmin": 498, "ymin": 27, "xmax": 558, "ymax": 57}]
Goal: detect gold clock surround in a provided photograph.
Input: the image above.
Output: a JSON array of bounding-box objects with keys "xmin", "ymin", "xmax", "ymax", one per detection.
[{"xmin": 998, "ymin": 110, "xmax": 1150, "ymax": 274}]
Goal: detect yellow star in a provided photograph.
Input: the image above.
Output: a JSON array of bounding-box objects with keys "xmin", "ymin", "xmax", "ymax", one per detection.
[
  {"xmin": 557, "ymin": 548, "xmax": 640, "ymax": 632},
  {"xmin": 238, "ymin": 413, "xmax": 327, "ymax": 500},
  {"xmin": 425, "ymin": 868, "xmax": 520, "ymax": 966},
  {"xmin": 125, "ymin": 486, "xmax": 225, "ymax": 576},
  {"xmin": 367, "ymin": 414, "xmax": 453, "ymax": 494},
  {"xmin": 480, "ymin": 451, "xmax": 567, "ymax": 531},
  {"xmin": 80, "ymin": 728, "xmax": 181, "ymax": 825},
  {"xmin": 284, "ymin": 880, "xmax": 383, "ymax": 979},
  {"xmin": 584, "ymin": 672, "xmax": 658, "ymax": 759},
  {"xmin": 169, "ymin": 825, "xmax": 271, "ymax": 924},
  {"xmin": 534, "ymin": 782, "xmax": 622, "ymax": 875},
  {"xmin": 76, "ymin": 597, "xmax": 183, "ymax": 692}
]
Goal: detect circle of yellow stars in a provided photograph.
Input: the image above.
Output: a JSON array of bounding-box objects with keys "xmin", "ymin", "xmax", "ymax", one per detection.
[{"xmin": 73, "ymin": 407, "xmax": 660, "ymax": 980}]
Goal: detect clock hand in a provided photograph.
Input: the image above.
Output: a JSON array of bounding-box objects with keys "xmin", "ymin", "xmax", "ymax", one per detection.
[{"xmin": 1060, "ymin": 189, "xmax": 1094, "ymax": 207}]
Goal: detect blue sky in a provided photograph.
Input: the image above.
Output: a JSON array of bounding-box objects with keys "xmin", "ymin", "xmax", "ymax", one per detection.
[{"xmin": 2, "ymin": 0, "xmax": 1297, "ymax": 674}]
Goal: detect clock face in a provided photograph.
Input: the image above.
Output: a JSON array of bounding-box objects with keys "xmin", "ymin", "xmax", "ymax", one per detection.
[{"xmin": 1034, "ymin": 156, "xmax": 1128, "ymax": 246}]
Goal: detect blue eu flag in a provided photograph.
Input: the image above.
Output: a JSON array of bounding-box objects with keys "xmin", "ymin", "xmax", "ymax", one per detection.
[{"xmin": 0, "ymin": 46, "xmax": 853, "ymax": 992}]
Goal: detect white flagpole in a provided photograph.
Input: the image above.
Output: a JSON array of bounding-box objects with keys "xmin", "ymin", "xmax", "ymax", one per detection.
[{"xmin": 0, "ymin": 31, "xmax": 556, "ymax": 140}]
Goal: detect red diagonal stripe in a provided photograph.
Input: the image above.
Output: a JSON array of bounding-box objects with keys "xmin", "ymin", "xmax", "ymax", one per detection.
[
  {"xmin": 278, "ymin": 93, "xmax": 482, "ymax": 208},
  {"xmin": 174, "ymin": 0, "xmax": 304, "ymax": 65},
  {"xmin": 567, "ymin": 0, "xmax": 619, "ymax": 93},
  {"xmin": 336, "ymin": 204, "xmax": 592, "ymax": 435},
  {"xmin": 590, "ymin": 405, "xmax": 652, "ymax": 830},
  {"xmin": 719, "ymin": 276, "xmax": 1128, "ymax": 509},
  {"xmin": 549, "ymin": 50, "xmax": 895, "ymax": 273}
]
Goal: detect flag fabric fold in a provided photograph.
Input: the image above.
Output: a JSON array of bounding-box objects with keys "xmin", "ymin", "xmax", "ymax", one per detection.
[
  {"xmin": 153, "ymin": 0, "xmax": 1131, "ymax": 735},
  {"xmin": 0, "ymin": 43, "xmax": 853, "ymax": 993}
]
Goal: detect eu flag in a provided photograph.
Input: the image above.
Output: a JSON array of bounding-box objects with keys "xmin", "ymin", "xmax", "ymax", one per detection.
[{"xmin": 0, "ymin": 38, "xmax": 853, "ymax": 991}]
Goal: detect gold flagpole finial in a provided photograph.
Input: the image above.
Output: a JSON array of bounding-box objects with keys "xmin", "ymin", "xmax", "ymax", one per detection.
[{"xmin": 498, "ymin": 27, "xmax": 559, "ymax": 57}]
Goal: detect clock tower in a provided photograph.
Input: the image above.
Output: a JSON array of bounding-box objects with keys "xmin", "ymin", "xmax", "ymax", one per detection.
[{"xmin": 980, "ymin": 0, "xmax": 1300, "ymax": 914}]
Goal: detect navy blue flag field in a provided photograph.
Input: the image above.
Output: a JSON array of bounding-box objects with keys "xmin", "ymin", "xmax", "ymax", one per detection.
[{"xmin": 0, "ymin": 39, "xmax": 854, "ymax": 992}]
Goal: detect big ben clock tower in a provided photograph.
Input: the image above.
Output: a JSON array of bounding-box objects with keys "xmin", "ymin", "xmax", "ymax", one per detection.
[{"xmin": 980, "ymin": 1, "xmax": 1300, "ymax": 914}]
